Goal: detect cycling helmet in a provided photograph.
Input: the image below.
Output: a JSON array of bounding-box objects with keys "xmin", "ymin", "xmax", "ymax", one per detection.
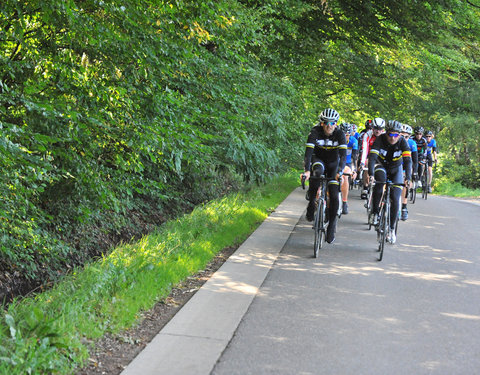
[
  {"xmin": 340, "ymin": 123, "xmax": 352, "ymax": 134},
  {"xmin": 425, "ymin": 130, "xmax": 433, "ymax": 136},
  {"xmin": 414, "ymin": 126, "xmax": 424, "ymax": 134},
  {"xmin": 351, "ymin": 124, "xmax": 358, "ymax": 133},
  {"xmin": 319, "ymin": 108, "xmax": 340, "ymax": 122},
  {"xmin": 402, "ymin": 124, "xmax": 413, "ymax": 134},
  {"xmin": 372, "ymin": 117, "xmax": 385, "ymax": 130},
  {"xmin": 364, "ymin": 119, "xmax": 373, "ymax": 130},
  {"xmin": 387, "ymin": 120, "xmax": 403, "ymax": 133}
]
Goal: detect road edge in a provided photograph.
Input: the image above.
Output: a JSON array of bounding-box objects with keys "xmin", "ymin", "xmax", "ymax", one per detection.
[{"xmin": 121, "ymin": 187, "xmax": 306, "ymax": 375}]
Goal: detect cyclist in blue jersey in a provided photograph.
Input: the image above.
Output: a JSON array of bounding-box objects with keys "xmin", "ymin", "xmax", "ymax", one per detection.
[
  {"xmin": 303, "ymin": 108, "xmax": 347, "ymax": 244},
  {"xmin": 412, "ymin": 126, "xmax": 428, "ymax": 188},
  {"xmin": 351, "ymin": 124, "xmax": 360, "ymax": 141},
  {"xmin": 425, "ymin": 130, "xmax": 437, "ymax": 193},
  {"xmin": 400, "ymin": 124, "xmax": 418, "ymax": 220},
  {"xmin": 368, "ymin": 120, "xmax": 412, "ymax": 244},
  {"xmin": 340, "ymin": 123, "xmax": 358, "ymax": 214}
]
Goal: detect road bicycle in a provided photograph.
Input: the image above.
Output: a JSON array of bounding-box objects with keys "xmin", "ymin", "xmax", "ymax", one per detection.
[
  {"xmin": 374, "ymin": 180, "xmax": 398, "ymax": 261},
  {"xmin": 302, "ymin": 174, "xmax": 329, "ymax": 258},
  {"xmin": 419, "ymin": 162, "xmax": 428, "ymax": 200},
  {"xmin": 365, "ymin": 181, "xmax": 375, "ymax": 230},
  {"xmin": 408, "ymin": 177, "xmax": 416, "ymax": 204}
]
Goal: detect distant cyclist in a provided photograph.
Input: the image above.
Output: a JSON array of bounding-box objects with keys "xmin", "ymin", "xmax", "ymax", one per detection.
[
  {"xmin": 303, "ymin": 108, "xmax": 347, "ymax": 243},
  {"xmin": 368, "ymin": 120, "xmax": 412, "ymax": 244},
  {"xmin": 400, "ymin": 124, "xmax": 418, "ymax": 220},
  {"xmin": 351, "ymin": 123, "xmax": 360, "ymax": 141},
  {"xmin": 340, "ymin": 123, "xmax": 358, "ymax": 214},
  {"xmin": 413, "ymin": 126, "xmax": 428, "ymax": 187},
  {"xmin": 359, "ymin": 118, "xmax": 386, "ymax": 199},
  {"xmin": 425, "ymin": 130, "xmax": 437, "ymax": 193}
]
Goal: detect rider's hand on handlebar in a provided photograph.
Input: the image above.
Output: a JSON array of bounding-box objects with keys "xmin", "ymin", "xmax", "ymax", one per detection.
[
  {"xmin": 303, "ymin": 171, "xmax": 311, "ymax": 181},
  {"xmin": 369, "ymin": 176, "xmax": 375, "ymax": 184}
]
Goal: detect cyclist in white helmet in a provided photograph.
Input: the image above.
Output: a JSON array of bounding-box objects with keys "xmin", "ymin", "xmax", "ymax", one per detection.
[{"xmin": 303, "ymin": 108, "xmax": 347, "ymax": 244}]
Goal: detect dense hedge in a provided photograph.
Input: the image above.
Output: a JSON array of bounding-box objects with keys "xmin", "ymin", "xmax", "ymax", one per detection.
[{"xmin": 0, "ymin": 0, "xmax": 309, "ymax": 299}]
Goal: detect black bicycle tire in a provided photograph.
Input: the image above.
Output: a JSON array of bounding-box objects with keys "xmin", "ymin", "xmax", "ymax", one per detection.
[
  {"xmin": 377, "ymin": 196, "xmax": 388, "ymax": 261},
  {"xmin": 422, "ymin": 173, "xmax": 428, "ymax": 200},
  {"xmin": 410, "ymin": 186, "xmax": 416, "ymax": 204},
  {"xmin": 313, "ymin": 199, "xmax": 324, "ymax": 258}
]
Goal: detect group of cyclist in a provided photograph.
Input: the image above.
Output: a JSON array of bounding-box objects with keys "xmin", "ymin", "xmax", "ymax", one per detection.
[{"xmin": 303, "ymin": 108, "xmax": 438, "ymax": 245}]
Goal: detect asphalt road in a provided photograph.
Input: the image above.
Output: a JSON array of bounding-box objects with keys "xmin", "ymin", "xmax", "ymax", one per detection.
[{"xmin": 212, "ymin": 189, "xmax": 480, "ymax": 375}]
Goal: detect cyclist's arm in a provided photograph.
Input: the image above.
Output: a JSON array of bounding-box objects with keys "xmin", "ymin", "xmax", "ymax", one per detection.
[
  {"xmin": 367, "ymin": 149, "xmax": 379, "ymax": 177},
  {"xmin": 338, "ymin": 133, "xmax": 348, "ymax": 174},
  {"xmin": 401, "ymin": 140, "xmax": 412, "ymax": 181},
  {"xmin": 411, "ymin": 150, "xmax": 418, "ymax": 175},
  {"xmin": 304, "ymin": 128, "xmax": 317, "ymax": 172},
  {"xmin": 360, "ymin": 133, "xmax": 370, "ymax": 166},
  {"xmin": 352, "ymin": 148, "xmax": 359, "ymax": 171}
]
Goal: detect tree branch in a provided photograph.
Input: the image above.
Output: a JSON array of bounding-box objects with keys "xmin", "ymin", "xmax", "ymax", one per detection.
[{"xmin": 466, "ymin": 0, "xmax": 480, "ymax": 9}]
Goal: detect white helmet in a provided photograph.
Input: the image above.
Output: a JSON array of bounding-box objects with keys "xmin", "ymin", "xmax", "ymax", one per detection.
[
  {"xmin": 372, "ymin": 117, "xmax": 385, "ymax": 130},
  {"xmin": 319, "ymin": 108, "xmax": 340, "ymax": 122}
]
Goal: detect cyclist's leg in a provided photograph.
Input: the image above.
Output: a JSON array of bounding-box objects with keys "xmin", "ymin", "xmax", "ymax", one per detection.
[
  {"xmin": 341, "ymin": 165, "xmax": 352, "ymax": 213},
  {"xmin": 371, "ymin": 166, "xmax": 386, "ymax": 222},
  {"xmin": 417, "ymin": 161, "xmax": 424, "ymax": 186},
  {"xmin": 389, "ymin": 168, "xmax": 404, "ymax": 231},
  {"xmin": 361, "ymin": 159, "xmax": 370, "ymax": 198},
  {"xmin": 427, "ymin": 155, "xmax": 433, "ymax": 192},
  {"xmin": 306, "ymin": 157, "xmax": 324, "ymax": 221},
  {"xmin": 401, "ymin": 170, "xmax": 409, "ymax": 220},
  {"xmin": 325, "ymin": 161, "xmax": 340, "ymax": 243}
]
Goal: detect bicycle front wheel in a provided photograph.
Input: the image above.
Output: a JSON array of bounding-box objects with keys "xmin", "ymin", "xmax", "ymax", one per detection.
[
  {"xmin": 313, "ymin": 199, "xmax": 325, "ymax": 258},
  {"xmin": 410, "ymin": 186, "xmax": 416, "ymax": 204},
  {"xmin": 377, "ymin": 203, "xmax": 387, "ymax": 261}
]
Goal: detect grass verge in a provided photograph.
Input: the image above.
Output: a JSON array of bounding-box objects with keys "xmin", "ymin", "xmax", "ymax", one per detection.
[
  {"xmin": 433, "ymin": 176, "xmax": 480, "ymax": 198},
  {"xmin": 0, "ymin": 171, "xmax": 300, "ymax": 374}
]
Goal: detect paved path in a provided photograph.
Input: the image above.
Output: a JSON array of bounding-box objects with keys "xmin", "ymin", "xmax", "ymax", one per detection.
[{"xmin": 123, "ymin": 187, "xmax": 480, "ymax": 375}]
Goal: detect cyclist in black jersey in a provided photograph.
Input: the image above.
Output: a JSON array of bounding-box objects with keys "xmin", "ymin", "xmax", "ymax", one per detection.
[
  {"xmin": 368, "ymin": 120, "xmax": 412, "ymax": 244},
  {"xmin": 304, "ymin": 108, "xmax": 347, "ymax": 244},
  {"xmin": 413, "ymin": 126, "xmax": 428, "ymax": 187}
]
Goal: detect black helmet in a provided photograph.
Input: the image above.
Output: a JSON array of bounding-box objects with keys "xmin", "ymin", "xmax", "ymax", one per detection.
[
  {"xmin": 387, "ymin": 120, "xmax": 403, "ymax": 133},
  {"xmin": 364, "ymin": 119, "xmax": 373, "ymax": 130},
  {"xmin": 372, "ymin": 117, "xmax": 385, "ymax": 130},
  {"xmin": 414, "ymin": 126, "xmax": 424, "ymax": 134},
  {"xmin": 340, "ymin": 123, "xmax": 352, "ymax": 134},
  {"xmin": 425, "ymin": 130, "xmax": 433, "ymax": 136},
  {"xmin": 319, "ymin": 108, "xmax": 340, "ymax": 122}
]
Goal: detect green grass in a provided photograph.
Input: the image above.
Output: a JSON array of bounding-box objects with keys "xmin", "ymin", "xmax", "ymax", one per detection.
[
  {"xmin": 433, "ymin": 176, "xmax": 480, "ymax": 198},
  {"xmin": 0, "ymin": 171, "xmax": 300, "ymax": 374}
]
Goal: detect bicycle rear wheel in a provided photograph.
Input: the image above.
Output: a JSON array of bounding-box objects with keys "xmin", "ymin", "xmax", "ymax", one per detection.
[{"xmin": 313, "ymin": 199, "xmax": 324, "ymax": 258}]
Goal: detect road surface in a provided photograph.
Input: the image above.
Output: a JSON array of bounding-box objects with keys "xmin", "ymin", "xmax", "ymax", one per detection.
[{"xmin": 212, "ymin": 189, "xmax": 480, "ymax": 374}]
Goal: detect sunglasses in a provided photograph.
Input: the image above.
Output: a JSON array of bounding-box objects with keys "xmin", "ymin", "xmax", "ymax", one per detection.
[
  {"xmin": 324, "ymin": 121, "xmax": 337, "ymax": 126},
  {"xmin": 388, "ymin": 133, "xmax": 400, "ymax": 138}
]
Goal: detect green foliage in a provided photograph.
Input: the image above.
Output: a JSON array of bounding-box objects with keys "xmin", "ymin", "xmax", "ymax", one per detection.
[
  {"xmin": 0, "ymin": 0, "xmax": 306, "ymax": 288},
  {"xmin": 0, "ymin": 172, "xmax": 299, "ymax": 374}
]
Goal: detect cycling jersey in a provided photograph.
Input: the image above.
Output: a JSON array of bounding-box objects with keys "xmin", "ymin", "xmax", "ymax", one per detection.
[
  {"xmin": 360, "ymin": 129, "xmax": 377, "ymax": 166},
  {"xmin": 368, "ymin": 134, "xmax": 412, "ymax": 181},
  {"xmin": 304, "ymin": 125, "xmax": 347, "ymax": 174},
  {"xmin": 346, "ymin": 136, "xmax": 359, "ymax": 166},
  {"xmin": 407, "ymin": 137, "xmax": 418, "ymax": 175},
  {"xmin": 413, "ymin": 136, "xmax": 428, "ymax": 160},
  {"xmin": 427, "ymin": 138, "xmax": 437, "ymax": 156}
]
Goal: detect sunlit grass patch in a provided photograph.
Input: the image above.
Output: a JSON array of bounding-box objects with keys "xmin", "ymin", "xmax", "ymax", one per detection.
[
  {"xmin": 0, "ymin": 171, "xmax": 299, "ymax": 374},
  {"xmin": 433, "ymin": 176, "xmax": 480, "ymax": 198}
]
